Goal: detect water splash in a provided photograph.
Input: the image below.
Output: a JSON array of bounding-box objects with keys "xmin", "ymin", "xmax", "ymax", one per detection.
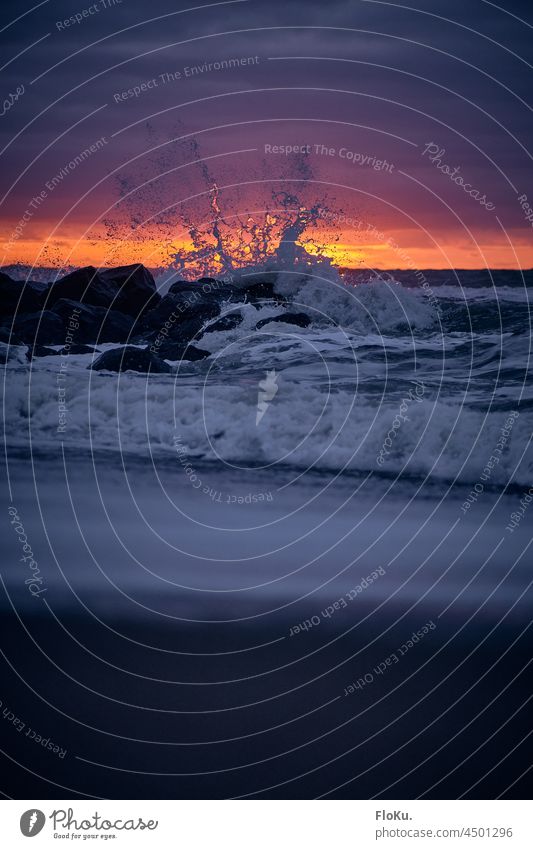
[
  {"xmin": 168, "ymin": 183, "xmax": 341, "ymax": 282},
  {"xmin": 96, "ymin": 129, "xmax": 347, "ymax": 282},
  {"xmin": 159, "ymin": 135, "xmax": 341, "ymax": 280}
]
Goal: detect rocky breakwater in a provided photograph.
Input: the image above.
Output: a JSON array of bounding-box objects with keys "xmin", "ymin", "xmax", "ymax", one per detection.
[
  {"xmin": 0, "ymin": 264, "xmax": 159, "ymax": 353},
  {"xmin": 1, "ymin": 267, "xmax": 298, "ymax": 373}
]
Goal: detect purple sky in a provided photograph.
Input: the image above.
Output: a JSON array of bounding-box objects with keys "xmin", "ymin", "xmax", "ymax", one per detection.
[{"xmin": 1, "ymin": 0, "xmax": 532, "ymax": 269}]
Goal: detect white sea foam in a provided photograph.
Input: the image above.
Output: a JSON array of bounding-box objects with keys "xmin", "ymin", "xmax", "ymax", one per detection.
[
  {"xmin": 277, "ymin": 276, "xmax": 438, "ymax": 331},
  {"xmin": 3, "ymin": 356, "xmax": 531, "ymax": 487},
  {"xmin": 2, "ymin": 267, "xmax": 531, "ymax": 490},
  {"xmin": 0, "ymin": 342, "xmax": 28, "ymax": 364}
]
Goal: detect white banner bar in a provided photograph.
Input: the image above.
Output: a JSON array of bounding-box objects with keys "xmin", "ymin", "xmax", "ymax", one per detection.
[{"xmin": 1, "ymin": 800, "xmax": 530, "ymax": 847}]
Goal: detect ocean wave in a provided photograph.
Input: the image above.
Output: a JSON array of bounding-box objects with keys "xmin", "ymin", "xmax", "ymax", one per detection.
[
  {"xmin": 274, "ymin": 276, "xmax": 438, "ymax": 331},
  {"xmin": 3, "ymin": 360, "xmax": 531, "ymax": 487},
  {"xmin": 3, "ymin": 267, "xmax": 531, "ymax": 489}
]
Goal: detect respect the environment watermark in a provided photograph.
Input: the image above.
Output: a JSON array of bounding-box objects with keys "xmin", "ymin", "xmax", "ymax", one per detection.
[
  {"xmin": 113, "ymin": 56, "xmax": 261, "ymax": 102},
  {"xmin": 5, "ymin": 137, "xmax": 108, "ymax": 251}
]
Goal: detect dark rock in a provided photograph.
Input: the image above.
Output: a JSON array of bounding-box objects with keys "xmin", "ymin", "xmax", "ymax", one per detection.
[
  {"xmin": 256, "ymin": 312, "xmax": 311, "ymax": 330},
  {"xmin": 29, "ymin": 342, "xmax": 99, "ymax": 357},
  {"xmin": 139, "ymin": 317, "xmax": 216, "ymax": 351},
  {"xmin": 141, "ymin": 293, "xmax": 190, "ymax": 326},
  {"xmin": 241, "ymin": 280, "xmax": 278, "ymax": 301},
  {"xmin": 3, "ymin": 310, "xmax": 65, "ymax": 345},
  {"xmin": 202, "ymin": 312, "xmax": 243, "ymax": 334},
  {"xmin": 91, "ymin": 346, "xmax": 172, "ymax": 374},
  {"xmin": 167, "ymin": 292, "xmax": 221, "ymax": 319},
  {"xmin": 0, "ymin": 341, "xmax": 28, "ymax": 364},
  {"xmin": 167, "ymin": 280, "xmax": 208, "ymax": 296},
  {"xmin": 169, "ymin": 316, "xmax": 213, "ymax": 344},
  {"xmin": 28, "ymin": 345, "xmax": 61, "ymax": 358},
  {"xmin": 229, "ymin": 276, "xmax": 288, "ymax": 306},
  {"xmin": 50, "ymin": 299, "xmax": 134, "ymax": 344},
  {"xmin": 168, "ymin": 278, "xmax": 246, "ymax": 304},
  {"xmin": 60, "ymin": 344, "xmax": 99, "ymax": 355},
  {"xmin": 167, "ymin": 279, "xmax": 191, "ymax": 293},
  {"xmin": 47, "ymin": 266, "xmax": 111, "ymax": 308},
  {"xmin": 47, "ymin": 264, "xmax": 159, "ymax": 317},
  {"xmin": 139, "ymin": 294, "xmax": 221, "ymax": 340},
  {"xmin": 232, "ymin": 275, "xmax": 287, "ymax": 299},
  {"xmin": 196, "ymin": 279, "xmax": 245, "ymax": 301},
  {"xmin": 98, "ymin": 264, "xmax": 160, "ymax": 316},
  {"xmin": 168, "ymin": 276, "xmax": 221, "ymax": 293},
  {"xmin": 0, "ymin": 273, "xmax": 49, "ymax": 316},
  {"xmin": 2, "ymin": 299, "xmax": 132, "ymax": 346},
  {"xmin": 0, "ymin": 326, "xmax": 23, "ymax": 345},
  {"xmin": 27, "ymin": 344, "xmax": 98, "ymax": 361},
  {"xmin": 156, "ymin": 342, "xmax": 210, "ymax": 362}
]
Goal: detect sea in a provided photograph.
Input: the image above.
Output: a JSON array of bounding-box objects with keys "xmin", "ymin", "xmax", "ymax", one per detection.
[{"xmin": 1, "ymin": 264, "xmax": 532, "ymax": 799}]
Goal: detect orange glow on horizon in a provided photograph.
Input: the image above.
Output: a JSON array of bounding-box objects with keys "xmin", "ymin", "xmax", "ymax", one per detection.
[{"xmin": 2, "ymin": 228, "xmax": 533, "ymax": 273}]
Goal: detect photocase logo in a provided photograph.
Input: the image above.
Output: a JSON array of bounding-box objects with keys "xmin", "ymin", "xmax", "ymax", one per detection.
[
  {"xmin": 20, "ymin": 810, "xmax": 46, "ymax": 837},
  {"xmin": 256, "ymin": 369, "xmax": 279, "ymax": 425}
]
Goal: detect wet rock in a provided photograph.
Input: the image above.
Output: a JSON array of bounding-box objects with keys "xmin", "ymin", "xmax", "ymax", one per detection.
[
  {"xmin": 3, "ymin": 310, "xmax": 64, "ymax": 345},
  {"xmin": 60, "ymin": 344, "xmax": 99, "ymax": 355},
  {"xmin": 167, "ymin": 276, "xmax": 286, "ymax": 308},
  {"xmin": 201, "ymin": 312, "xmax": 243, "ymax": 334},
  {"xmin": 47, "ymin": 264, "xmax": 159, "ymax": 317},
  {"xmin": 139, "ymin": 294, "xmax": 221, "ymax": 342},
  {"xmin": 28, "ymin": 342, "xmax": 99, "ymax": 358},
  {"xmin": 155, "ymin": 341, "xmax": 210, "ymax": 361},
  {"xmin": 0, "ymin": 273, "xmax": 49, "ymax": 316},
  {"xmin": 47, "ymin": 266, "xmax": 105, "ymax": 307},
  {"xmin": 28, "ymin": 345, "xmax": 61, "ymax": 358},
  {"xmin": 197, "ymin": 276, "xmax": 220, "ymax": 286},
  {"xmin": 0, "ymin": 341, "xmax": 28, "ymax": 364},
  {"xmin": 231, "ymin": 274, "xmax": 288, "ymax": 304},
  {"xmin": 98, "ymin": 264, "xmax": 160, "ymax": 316},
  {"xmin": 50, "ymin": 299, "xmax": 134, "ymax": 344},
  {"xmin": 168, "ymin": 279, "xmax": 214, "ymax": 296},
  {"xmin": 91, "ymin": 346, "xmax": 172, "ymax": 373},
  {"xmin": 241, "ymin": 280, "xmax": 278, "ymax": 301},
  {"xmin": 256, "ymin": 312, "xmax": 311, "ymax": 330},
  {"xmin": 168, "ymin": 278, "xmax": 246, "ymax": 304},
  {"xmin": 167, "ymin": 279, "xmax": 191, "ymax": 293},
  {"xmin": 0, "ymin": 326, "xmax": 23, "ymax": 345}
]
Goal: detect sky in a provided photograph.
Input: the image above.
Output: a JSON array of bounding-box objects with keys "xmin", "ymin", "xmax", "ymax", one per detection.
[{"xmin": 1, "ymin": 0, "xmax": 532, "ymax": 272}]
